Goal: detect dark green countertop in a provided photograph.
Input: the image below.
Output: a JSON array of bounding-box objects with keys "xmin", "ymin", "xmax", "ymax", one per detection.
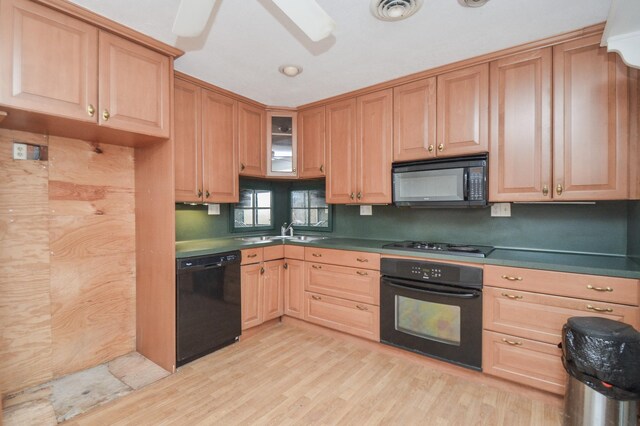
[{"xmin": 176, "ymin": 237, "xmax": 640, "ymax": 279}]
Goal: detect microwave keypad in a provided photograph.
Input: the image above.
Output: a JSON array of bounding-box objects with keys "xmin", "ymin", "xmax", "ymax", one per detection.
[{"xmin": 469, "ymin": 167, "xmax": 484, "ymax": 200}]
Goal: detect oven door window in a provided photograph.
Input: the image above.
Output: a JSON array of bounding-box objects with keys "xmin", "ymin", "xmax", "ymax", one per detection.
[{"xmin": 395, "ymin": 295, "xmax": 461, "ymax": 346}]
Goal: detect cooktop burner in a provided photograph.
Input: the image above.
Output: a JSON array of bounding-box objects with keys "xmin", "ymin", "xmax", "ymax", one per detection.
[{"xmin": 382, "ymin": 241, "xmax": 494, "ymax": 258}]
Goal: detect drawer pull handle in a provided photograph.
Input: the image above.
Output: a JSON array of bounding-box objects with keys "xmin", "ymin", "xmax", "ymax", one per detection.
[
  {"xmin": 247, "ymin": 254, "xmax": 257, "ymax": 258},
  {"xmin": 312, "ymin": 265, "xmax": 322, "ymax": 270},
  {"xmin": 501, "ymin": 292, "xmax": 523, "ymax": 300},
  {"xmin": 587, "ymin": 304, "xmax": 613, "ymax": 313},
  {"xmin": 502, "ymin": 338, "xmax": 522, "ymax": 346},
  {"xmin": 501, "ymin": 275, "xmax": 523, "ymax": 282},
  {"xmin": 356, "ymin": 258, "xmax": 368, "ymax": 263},
  {"xmin": 356, "ymin": 271, "xmax": 368, "ymax": 276},
  {"xmin": 312, "ymin": 253, "xmax": 322, "ymax": 257},
  {"xmin": 586, "ymin": 285, "xmax": 613, "ymax": 292},
  {"xmin": 311, "ymin": 295, "xmax": 322, "ymax": 300},
  {"xmin": 355, "ymin": 304, "xmax": 368, "ymax": 311}
]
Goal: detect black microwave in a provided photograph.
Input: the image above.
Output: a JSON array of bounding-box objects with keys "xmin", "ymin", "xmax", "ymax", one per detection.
[{"xmin": 392, "ymin": 154, "xmax": 488, "ymax": 208}]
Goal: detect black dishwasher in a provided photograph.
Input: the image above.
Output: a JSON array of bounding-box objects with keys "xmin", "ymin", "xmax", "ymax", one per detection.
[{"xmin": 176, "ymin": 251, "xmax": 241, "ymax": 367}]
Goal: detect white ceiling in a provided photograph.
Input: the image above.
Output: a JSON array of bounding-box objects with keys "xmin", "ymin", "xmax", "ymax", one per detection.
[{"xmin": 68, "ymin": 0, "xmax": 611, "ymax": 107}]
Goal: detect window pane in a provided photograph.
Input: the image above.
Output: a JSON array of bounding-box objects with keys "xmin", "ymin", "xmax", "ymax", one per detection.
[
  {"xmin": 237, "ymin": 189, "xmax": 253, "ymax": 208},
  {"xmin": 256, "ymin": 208, "xmax": 271, "ymax": 226},
  {"xmin": 234, "ymin": 209, "xmax": 254, "ymax": 227},
  {"xmin": 256, "ymin": 190, "xmax": 271, "ymax": 208},
  {"xmin": 291, "ymin": 190, "xmax": 308, "ymax": 208},
  {"xmin": 291, "ymin": 208, "xmax": 308, "ymax": 226},
  {"xmin": 309, "ymin": 208, "xmax": 329, "ymax": 227},
  {"xmin": 309, "ymin": 189, "xmax": 327, "ymax": 208}
]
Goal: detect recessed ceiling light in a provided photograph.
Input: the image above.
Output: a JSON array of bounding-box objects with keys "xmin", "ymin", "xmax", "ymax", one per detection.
[
  {"xmin": 279, "ymin": 65, "xmax": 303, "ymax": 77},
  {"xmin": 459, "ymin": 0, "xmax": 490, "ymax": 7},
  {"xmin": 371, "ymin": 0, "xmax": 423, "ymax": 21}
]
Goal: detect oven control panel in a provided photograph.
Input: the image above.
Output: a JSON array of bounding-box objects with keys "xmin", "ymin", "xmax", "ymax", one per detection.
[
  {"xmin": 410, "ymin": 265, "xmax": 443, "ymax": 280},
  {"xmin": 382, "ymin": 258, "xmax": 483, "ymax": 289}
]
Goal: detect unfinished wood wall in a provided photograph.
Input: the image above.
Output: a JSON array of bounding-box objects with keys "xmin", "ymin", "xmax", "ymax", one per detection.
[{"xmin": 0, "ymin": 129, "xmax": 136, "ymax": 395}]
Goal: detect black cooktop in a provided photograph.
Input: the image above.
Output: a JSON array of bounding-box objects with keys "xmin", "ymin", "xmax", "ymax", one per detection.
[{"xmin": 382, "ymin": 241, "xmax": 494, "ymax": 258}]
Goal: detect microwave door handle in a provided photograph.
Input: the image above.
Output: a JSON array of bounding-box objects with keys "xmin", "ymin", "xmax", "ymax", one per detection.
[
  {"xmin": 463, "ymin": 169, "xmax": 469, "ymax": 199},
  {"xmin": 385, "ymin": 281, "xmax": 480, "ymax": 299}
]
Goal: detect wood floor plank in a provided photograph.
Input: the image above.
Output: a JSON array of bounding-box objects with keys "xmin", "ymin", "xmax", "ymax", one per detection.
[{"xmin": 66, "ymin": 322, "xmax": 562, "ymax": 425}]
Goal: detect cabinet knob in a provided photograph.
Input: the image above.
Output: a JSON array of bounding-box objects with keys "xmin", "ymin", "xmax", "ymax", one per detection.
[
  {"xmin": 102, "ymin": 109, "xmax": 110, "ymax": 121},
  {"xmin": 283, "ymin": 263, "xmax": 288, "ymax": 269},
  {"xmin": 350, "ymin": 192, "xmax": 355, "ymax": 200},
  {"xmin": 556, "ymin": 184, "xmax": 563, "ymax": 196},
  {"xmin": 356, "ymin": 192, "xmax": 362, "ymax": 200},
  {"xmin": 428, "ymin": 145, "xmax": 434, "ymax": 153},
  {"xmin": 260, "ymin": 267, "xmax": 265, "ymax": 275},
  {"xmin": 205, "ymin": 190, "xmax": 210, "ymax": 199},
  {"xmin": 240, "ymin": 163, "xmax": 245, "ymax": 171},
  {"xmin": 320, "ymin": 164, "xmax": 324, "ymax": 173},
  {"xmin": 438, "ymin": 143, "xmax": 444, "ymax": 152},
  {"xmin": 197, "ymin": 189, "xmax": 203, "ymax": 198},
  {"xmin": 542, "ymin": 185, "xmax": 549, "ymax": 196},
  {"xmin": 87, "ymin": 104, "xmax": 95, "ymax": 117}
]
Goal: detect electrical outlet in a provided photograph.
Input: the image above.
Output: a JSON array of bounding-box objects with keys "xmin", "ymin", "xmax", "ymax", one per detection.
[
  {"xmin": 13, "ymin": 142, "xmax": 27, "ymax": 160},
  {"xmin": 491, "ymin": 203, "xmax": 511, "ymax": 217},
  {"xmin": 207, "ymin": 204, "xmax": 221, "ymax": 215},
  {"xmin": 360, "ymin": 205, "xmax": 372, "ymax": 216}
]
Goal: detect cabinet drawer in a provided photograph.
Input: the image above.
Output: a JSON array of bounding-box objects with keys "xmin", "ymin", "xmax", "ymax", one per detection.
[
  {"xmin": 304, "ymin": 292, "xmax": 379, "ymax": 341},
  {"xmin": 304, "ymin": 247, "xmax": 380, "ymax": 270},
  {"xmin": 484, "ymin": 287, "xmax": 640, "ymax": 345},
  {"xmin": 483, "ymin": 330, "xmax": 565, "ymax": 395},
  {"xmin": 485, "ymin": 265, "xmax": 639, "ymax": 306},
  {"xmin": 241, "ymin": 248, "xmax": 263, "ymax": 265},
  {"xmin": 305, "ymin": 262, "xmax": 380, "ymax": 305}
]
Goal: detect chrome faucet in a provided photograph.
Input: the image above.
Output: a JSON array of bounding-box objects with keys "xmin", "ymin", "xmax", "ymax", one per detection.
[{"xmin": 281, "ymin": 222, "xmax": 294, "ymax": 237}]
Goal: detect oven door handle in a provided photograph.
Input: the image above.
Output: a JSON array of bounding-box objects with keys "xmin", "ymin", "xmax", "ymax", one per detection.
[{"xmin": 385, "ymin": 280, "xmax": 481, "ymax": 299}]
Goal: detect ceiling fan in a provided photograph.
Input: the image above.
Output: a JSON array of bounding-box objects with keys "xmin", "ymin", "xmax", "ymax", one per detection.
[{"xmin": 172, "ymin": 0, "xmax": 337, "ymax": 42}]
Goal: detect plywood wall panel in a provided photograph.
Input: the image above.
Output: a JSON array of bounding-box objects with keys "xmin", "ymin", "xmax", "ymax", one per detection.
[{"xmin": 49, "ymin": 181, "xmax": 134, "ymax": 216}]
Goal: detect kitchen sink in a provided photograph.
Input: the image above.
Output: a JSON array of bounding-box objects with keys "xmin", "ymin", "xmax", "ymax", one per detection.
[{"xmin": 236, "ymin": 235, "xmax": 328, "ymax": 243}]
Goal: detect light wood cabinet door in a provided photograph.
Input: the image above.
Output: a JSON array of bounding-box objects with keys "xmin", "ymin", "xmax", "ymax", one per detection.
[
  {"xmin": 238, "ymin": 101, "xmax": 266, "ymax": 177},
  {"xmin": 357, "ymin": 89, "xmax": 393, "ymax": 204},
  {"xmin": 298, "ymin": 106, "xmax": 326, "ymax": 178},
  {"xmin": 553, "ymin": 35, "xmax": 629, "ymax": 200},
  {"xmin": 326, "ymin": 98, "xmax": 357, "ymax": 203},
  {"xmin": 0, "ymin": 0, "xmax": 98, "ymax": 122},
  {"xmin": 393, "ymin": 78, "xmax": 437, "ymax": 161},
  {"xmin": 201, "ymin": 89, "xmax": 238, "ymax": 203},
  {"xmin": 483, "ymin": 330, "xmax": 565, "ymax": 395},
  {"xmin": 304, "ymin": 292, "xmax": 380, "ymax": 341},
  {"xmin": 263, "ymin": 259, "xmax": 284, "ymax": 321},
  {"xmin": 437, "ymin": 63, "xmax": 489, "ymax": 157},
  {"xmin": 490, "ymin": 48, "xmax": 552, "ymax": 202},
  {"xmin": 284, "ymin": 259, "xmax": 305, "ymax": 319},
  {"xmin": 241, "ymin": 263, "xmax": 263, "ymax": 330},
  {"xmin": 98, "ymin": 31, "xmax": 170, "ymax": 138},
  {"xmin": 174, "ymin": 78, "xmax": 202, "ymax": 202}
]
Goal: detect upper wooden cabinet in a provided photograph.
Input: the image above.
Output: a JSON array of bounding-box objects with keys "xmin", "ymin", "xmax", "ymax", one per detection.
[
  {"xmin": 0, "ymin": 0, "xmax": 172, "ymax": 140},
  {"xmin": 490, "ymin": 48, "xmax": 553, "ymax": 202},
  {"xmin": 326, "ymin": 89, "xmax": 393, "ymax": 204},
  {"xmin": 393, "ymin": 77, "xmax": 437, "ymax": 162},
  {"xmin": 266, "ymin": 110, "xmax": 297, "ymax": 177},
  {"xmin": 298, "ymin": 106, "xmax": 326, "ymax": 178},
  {"xmin": 174, "ymin": 77, "xmax": 238, "ymax": 203},
  {"xmin": 553, "ymin": 35, "xmax": 629, "ymax": 200},
  {"xmin": 238, "ymin": 102, "xmax": 266, "ymax": 177},
  {"xmin": 436, "ymin": 63, "xmax": 489, "ymax": 157}
]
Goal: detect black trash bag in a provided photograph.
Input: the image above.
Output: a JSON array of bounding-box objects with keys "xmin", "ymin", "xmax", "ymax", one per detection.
[{"xmin": 561, "ymin": 316, "xmax": 640, "ymax": 401}]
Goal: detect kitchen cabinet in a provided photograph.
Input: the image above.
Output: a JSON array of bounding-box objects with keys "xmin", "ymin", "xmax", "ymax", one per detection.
[
  {"xmin": 552, "ymin": 35, "xmax": 629, "ymax": 200},
  {"xmin": 0, "ymin": 0, "xmax": 171, "ymax": 139},
  {"xmin": 284, "ymin": 259, "xmax": 305, "ymax": 319},
  {"xmin": 325, "ymin": 89, "xmax": 393, "ymax": 204},
  {"xmin": 240, "ymin": 247, "xmax": 285, "ymax": 330},
  {"xmin": 238, "ymin": 101, "xmax": 266, "ymax": 177},
  {"xmin": 482, "ymin": 265, "xmax": 640, "ymax": 395},
  {"xmin": 304, "ymin": 292, "xmax": 380, "ymax": 341},
  {"xmin": 298, "ymin": 106, "xmax": 326, "ymax": 178},
  {"xmin": 489, "ymin": 48, "xmax": 552, "ymax": 202},
  {"xmin": 436, "ymin": 64, "xmax": 489, "ymax": 157},
  {"xmin": 393, "ymin": 77, "xmax": 437, "ymax": 162},
  {"xmin": 266, "ymin": 110, "xmax": 297, "ymax": 177},
  {"xmin": 263, "ymin": 259, "xmax": 285, "ymax": 321},
  {"xmin": 241, "ymin": 263, "xmax": 263, "ymax": 330},
  {"xmin": 174, "ymin": 78, "xmax": 239, "ymax": 203}
]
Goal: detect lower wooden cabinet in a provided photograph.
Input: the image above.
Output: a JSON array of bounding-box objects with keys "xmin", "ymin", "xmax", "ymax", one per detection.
[
  {"xmin": 284, "ymin": 259, "xmax": 305, "ymax": 319},
  {"xmin": 305, "ymin": 262, "xmax": 380, "ymax": 305},
  {"xmin": 304, "ymin": 292, "xmax": 380, "ymax": 341},
  {"xmin": 263, "ymin": 259, "xmax": 284, "ymax": 322},
  {"xmin": 483, "ymin": 330, "xmax": 565, "ymax": 395},
  {"xmin": 241, "ymin": 263, "xmax": 263, "ymax": 330},
  {"xmin": 240, "ymin": 249, "xmax": 284, "ymax": 330}
]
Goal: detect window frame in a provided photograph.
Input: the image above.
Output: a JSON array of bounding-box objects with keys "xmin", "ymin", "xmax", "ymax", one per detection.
[
  {"xmin": 289, "ymin": 187, "xmax": 332, "ymax": 232},
  {"xmin": 230, "ymin": 187, "xmax": 275, "ymax": 232}
]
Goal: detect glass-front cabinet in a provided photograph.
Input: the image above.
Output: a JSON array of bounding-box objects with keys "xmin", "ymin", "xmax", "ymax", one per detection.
[{"xmin": 266, "ymin": 111, "xmax": 297, "ymax": 177}]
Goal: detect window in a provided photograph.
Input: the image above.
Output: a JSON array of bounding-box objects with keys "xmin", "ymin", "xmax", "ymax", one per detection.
[
  {"xmin": 232, "ymin": 189, "xmax": 273, "ymax": 230},
  {"xmin": 290, "ymin": 189, "xmax": 331, "ymax": 231}
]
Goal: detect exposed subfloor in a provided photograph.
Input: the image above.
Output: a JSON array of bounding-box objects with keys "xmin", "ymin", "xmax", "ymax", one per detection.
[
  {"xmin": 58, "ymin": 321, "xmax": 562, "ymax": 425},
  {"xmin": 2, "ymin": 352, "xmax": 170, "ymax": 425}
]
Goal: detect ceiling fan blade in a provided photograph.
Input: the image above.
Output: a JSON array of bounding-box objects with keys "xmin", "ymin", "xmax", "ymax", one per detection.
[
  {"xmin": 272, "ymin": 0, "xmax": 336, "ymax": 42},
  {"xmin": 172, "ymin": 0, "xmax": 216, "ymax": 38}
]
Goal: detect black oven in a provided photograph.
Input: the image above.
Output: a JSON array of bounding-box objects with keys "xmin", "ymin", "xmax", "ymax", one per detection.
[{"xmin": 380, "ymin": 258, "xmax": 483, "ymax": 370}]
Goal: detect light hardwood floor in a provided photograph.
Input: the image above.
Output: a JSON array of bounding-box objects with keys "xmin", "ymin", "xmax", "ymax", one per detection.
[{"xmin": 67, "ymin": 321, "xmax": 562, "ymax": 425}]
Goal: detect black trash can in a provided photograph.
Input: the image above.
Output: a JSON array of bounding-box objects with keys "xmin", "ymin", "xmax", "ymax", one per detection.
[{"xmin": 561, "ymin": 317, "xmax": 640, "ymax": 426}]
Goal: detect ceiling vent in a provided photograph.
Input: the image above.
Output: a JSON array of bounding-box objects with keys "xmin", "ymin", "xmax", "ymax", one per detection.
[
  {"xmin": 371, "ymin": 0, "xmax": 423, "ymax": 21},
  {"xmin": 459, "ymin": 0, "xmax": 490, "ymax": 7}
]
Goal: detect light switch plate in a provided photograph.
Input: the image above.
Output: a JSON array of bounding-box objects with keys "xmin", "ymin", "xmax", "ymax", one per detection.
[
  {"xmin": 207, "ymin": 204, "xmax": 220, "ymax": 215},
  {"xmin": 360, "ymin": 205, "xmax": 372, "ymax": 216},
  {"xmin": 491, "ymin": 203, "xmax": 511, "ymax": 217},
  {"xmin": 13, "ymin": 142, "xmax": 27, "ymax": 160}
]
